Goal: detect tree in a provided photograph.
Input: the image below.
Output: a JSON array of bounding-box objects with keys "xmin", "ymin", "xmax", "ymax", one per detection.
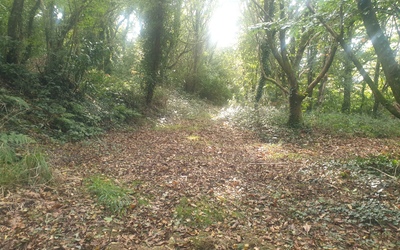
[
  {"xmin": 307, "ymin": 0, "xmax": 400, "ymax": 119},
  {"xmin": 251, "ymin": 0, "xmax": 337, "ymax": 127}
]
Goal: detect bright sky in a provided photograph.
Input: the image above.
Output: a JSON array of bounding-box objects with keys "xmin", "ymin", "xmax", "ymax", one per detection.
[{"xmin": 209, "ymin": 0, "xmax": 241, "ymax": 48}]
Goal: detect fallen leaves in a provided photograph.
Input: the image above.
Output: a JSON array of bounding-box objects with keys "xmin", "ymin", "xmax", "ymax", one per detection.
[{"xmin": 0, "ymin": 115, "xmax": 399, "ymax": 249}]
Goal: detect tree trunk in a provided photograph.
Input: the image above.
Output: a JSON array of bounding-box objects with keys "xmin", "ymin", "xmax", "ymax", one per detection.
[
  {"xmin": 341, "ymin": 58, "xmax": 352, "ymax": 113},
  {"xmin": 316, "ymin": 74, "xmax": 327, "ymax": 107},
  {"xmin": 288, "ymin": 87, "xmax": 305, "ymax": 127},
  {"xmin": 6, "ymin": 0, "xmax": 25, "ymax": 64},
  {"xmin": 255, "ymin": 40, "xmax": 270, "ymax": 103},
  {"xmin": 358, "ymin": 0, "xmax": 400, "ymax": 104},
  {"xmin": 143, "ymin": 1, "xmax": 165, "ymax": 105},
  {"xmin": 306, "ymin": 46, "xmax": 316, "ymax": 111},
  {"xmin": 359, "ymin": 81, "xmax": 366, "ymax": 113},
  {"xmin": 372, "ymin": 61, "xmax": 381, "ymax": 117}
]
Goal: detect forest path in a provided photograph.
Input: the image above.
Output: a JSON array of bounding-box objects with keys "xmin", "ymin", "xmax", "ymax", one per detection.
[{"xmin": 1, "ymin": 111, "xmax": 400, "ymax": 249}]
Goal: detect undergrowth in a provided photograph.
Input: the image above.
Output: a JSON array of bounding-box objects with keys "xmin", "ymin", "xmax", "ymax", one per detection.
[
  {"xmin": 218, "ymin": 103, "xmax": 400, "ymax": 138},
  {"xmin": 1, "ymin": 66, "xmax": 143, "ymax": 142}
]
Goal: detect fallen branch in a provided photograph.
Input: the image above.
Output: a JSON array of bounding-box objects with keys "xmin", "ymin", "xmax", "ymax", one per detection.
[{"xmin": 367, "ymin": 166, "xmax": 398, "ymax": 180}]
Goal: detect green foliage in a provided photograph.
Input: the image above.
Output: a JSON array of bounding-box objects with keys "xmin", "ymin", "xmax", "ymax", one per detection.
[
  {"xmin": 217, "ymin": 104, "xmax": 288, "ymax": 130},
  {"xmin": 0, "ymin": 65, "xmax": 145, "ymax": 141},
  {"xmin": 111, "ymin": 105, "xmax": 142, "ymax": 122},
  {"xmin": 295, "ymin": 198, "xmax": 400, "ymax": 227},
  {"xmin": 174, "ymin": 197, "xmax": 225, "ymax": 228},
  {"xmin": 331, "ymin": 200, "xmax": 400, "ymax": 227},
  {"xmin": 183, "ymin": 52, "xmax": 234, "ymax": 106},
  {"xmin": 0, "ymin": 74, "xmax": 34, "ymax": 130},
  {"xmin": 86, "ymin": 175, "xmax": 132, "ymax": 214},
  {"xmin": 0, "ymin": 133, "xmax": 51, "ymax": 186},
  {"xmin": 197, "ymin": 73, "xmax": 232, "ymax": 106}
]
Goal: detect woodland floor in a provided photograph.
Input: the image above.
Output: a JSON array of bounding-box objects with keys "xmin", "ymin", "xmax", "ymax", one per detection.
[{"xmin": 1, "ymin": 105, "xmax": 400, "ymax": 249}]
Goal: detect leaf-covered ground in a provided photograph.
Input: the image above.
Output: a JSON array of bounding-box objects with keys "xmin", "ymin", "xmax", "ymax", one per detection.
[{"xmin": 1, "ymin": 107, "xmax": 400, "ymax": 249}]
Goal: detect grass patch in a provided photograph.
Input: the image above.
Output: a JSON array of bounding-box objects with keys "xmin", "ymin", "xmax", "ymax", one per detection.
[
  {"xmin": 190, "ymin": 234, "xmax": 219, "ymax": 250},
  {"xmin": 86, "ymin": 175, "xmax": 132, "ymax": 214},
  {"xmin": 0, "ymin": 133, "xmax": 52, "ymax": 186},
  {"xmin": 174, "ymin": 196, "xmax": 226, "ymax": 228}
]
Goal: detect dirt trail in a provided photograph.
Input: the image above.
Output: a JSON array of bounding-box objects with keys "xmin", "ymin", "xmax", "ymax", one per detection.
[{"xmin": 1, "ymin": 116, "xmax": 399, "ymax": 249}]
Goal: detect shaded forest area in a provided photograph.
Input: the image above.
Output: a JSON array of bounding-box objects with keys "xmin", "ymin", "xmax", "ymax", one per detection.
[{"xmin": 1, "ymin": 0, "xmax": 400, "ymax": 249}]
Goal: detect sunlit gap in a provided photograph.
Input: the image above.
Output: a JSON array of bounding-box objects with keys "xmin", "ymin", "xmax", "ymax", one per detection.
[
  {"xmin": 289, "ymin": 0, "xmax": 306, "ymax": 13},
  {"xmin": 209, "ymin": 0, "xmax": 242, "ymax": 48},
  {"xmin": 117, "ymin": 14, "xmax": 141, "ymax": 42}
]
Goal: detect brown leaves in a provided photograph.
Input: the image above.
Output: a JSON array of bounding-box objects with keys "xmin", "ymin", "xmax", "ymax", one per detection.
[{"xmin": 1, "ymin": 117, "xmax": 399, "ymax": 249}]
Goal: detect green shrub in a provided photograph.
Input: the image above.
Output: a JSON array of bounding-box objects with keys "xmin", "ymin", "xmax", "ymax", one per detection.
[
  {"xmin": 198, "ymin": 77, "xmax": 232, "ymax": 106},
  {"xmin": 183, "ymin": 61, "xmax": 233, "ymax": 106},
  {"xmin": 86, "ymin": 175, "xmax": 132, "ymax": 214}
]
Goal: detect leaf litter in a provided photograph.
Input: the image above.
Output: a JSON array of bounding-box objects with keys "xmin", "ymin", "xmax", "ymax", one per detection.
[{"xmin": 1, "ymin": 108, "xmax": 400, "ymax": 249}]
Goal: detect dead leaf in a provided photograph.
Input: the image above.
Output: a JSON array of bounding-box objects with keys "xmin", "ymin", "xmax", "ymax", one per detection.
[{"xmin": 303, "ymin": 223, "xmax": 311, "ymax": 235}]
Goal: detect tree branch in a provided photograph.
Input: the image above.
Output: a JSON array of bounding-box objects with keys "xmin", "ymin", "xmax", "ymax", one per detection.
[{"xmin": 306, "ymin": 41, "xmax": 338, "ymax": 94}]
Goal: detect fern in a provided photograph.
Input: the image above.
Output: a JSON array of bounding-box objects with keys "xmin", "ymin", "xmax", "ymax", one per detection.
[
  {"xmin": 0, "ymin": 132, "xmax": 34, "ymax": 145},
  {"xmin": 0, "ymin": 94, "xmax": 30, "ymax": 109}
]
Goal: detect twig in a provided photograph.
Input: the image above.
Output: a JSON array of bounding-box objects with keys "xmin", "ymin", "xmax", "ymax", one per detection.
[
  {"xmin": 326, "ymin": 183, "xmax": 339, "ymax": 189},
  {"xmin": 367, "ymin": 166, "xmax": 398, "ymax": 180},
  {"xmin": 247, "ymin": 162, "xmax": 287, "ymax": 166}
]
